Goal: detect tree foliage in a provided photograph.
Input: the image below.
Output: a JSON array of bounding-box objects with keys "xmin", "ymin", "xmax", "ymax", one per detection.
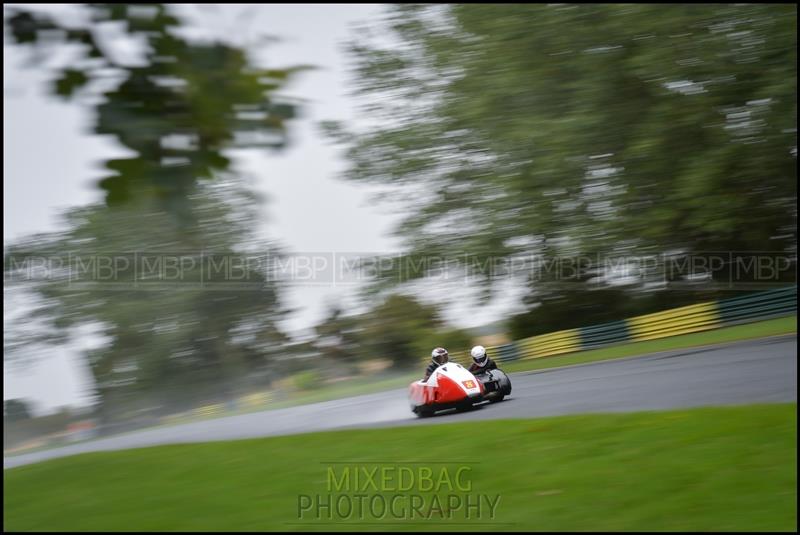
[
  {"xmin": 310, "ymin": 294, "xmax": 474, "ymax": 372},
  {"xmin": 4, "ymin": 4, "xmax": 304, "ymax": 418},
  {"xmin": 326, "ymin": 4, "xmax": 797, "ymax": 333},
  {"xmin": 6, "ymin": 4, "xmax": 304, "ymax": 224},
  {"xmin": 5, "ymin": 178, "xmax": 289, "ymax": 419},
  {"xmin": 359, "ymin": 294, "xmax": 473, "ymax": 369},
  {"xmin": 4, "ymin": 399, "xmax": 33, "ymax": 422}
]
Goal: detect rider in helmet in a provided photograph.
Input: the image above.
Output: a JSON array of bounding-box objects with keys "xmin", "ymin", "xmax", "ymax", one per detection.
[
  {"xmin": 423, "ymin": 347, "xmax": 449, "ymax": 381},
  {"xmin": 468, "ymin": 345, "xmax": 497, "ymax": 375}
]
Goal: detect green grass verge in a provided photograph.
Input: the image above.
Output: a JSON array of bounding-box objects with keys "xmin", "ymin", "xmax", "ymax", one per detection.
[
  {"xmin": 503, "ymin": 314, "xmax": 797, "ymax": 374},
  {"xmin": 4, "ymin": 404, "xmax": 796, "ymax": 531}
]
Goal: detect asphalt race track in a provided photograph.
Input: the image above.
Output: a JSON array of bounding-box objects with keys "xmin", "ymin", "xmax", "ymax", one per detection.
[{"xmin": 4, "ymin": 335, "xmax": 796, "ymax": 469}]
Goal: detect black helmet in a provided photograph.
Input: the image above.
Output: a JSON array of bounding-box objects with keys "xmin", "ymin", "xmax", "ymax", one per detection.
[{"xmin": 431, "ymin": 347, "xmax": 449, "ymax": 366}]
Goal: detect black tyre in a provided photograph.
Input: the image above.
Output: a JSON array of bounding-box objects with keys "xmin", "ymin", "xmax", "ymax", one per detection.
[
  {"xmin": 456, "ymin": 400, "xmax": 475, "ymax": 412},
  {"xmin": 414, "ymin": 407, "xmax": 434, "ymax": 418},
  {"xmin": 489, "ymin": 394, "xmax": 505, "ymax": 403}
]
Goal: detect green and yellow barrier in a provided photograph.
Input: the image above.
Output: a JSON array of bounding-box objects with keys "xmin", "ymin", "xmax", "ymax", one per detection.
[
  {"xmin": 486, "ymin": 286, "xmax": 795, "ymax": 364},
  {"xmin": 626, "ymin": 301, "xmax": 721, "ymax": 342},
  {"xmin": 517, "ymin": 328, "xmax": 582, "ymax": 359}
]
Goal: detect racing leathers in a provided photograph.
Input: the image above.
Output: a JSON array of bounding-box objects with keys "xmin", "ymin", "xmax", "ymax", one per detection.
[
  {"xmin": 422, "ymin": 361, "xmax": 441, "ymax": 382},
  {"xmin": 468, "ymin": 356, "xmax": 497, "ymax": 375}
]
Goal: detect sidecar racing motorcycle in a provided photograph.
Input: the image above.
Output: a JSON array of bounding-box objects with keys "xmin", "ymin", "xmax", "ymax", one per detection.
[{"xmin": 408, "ymin": 362, "xmax": 512, "ymax": 417}]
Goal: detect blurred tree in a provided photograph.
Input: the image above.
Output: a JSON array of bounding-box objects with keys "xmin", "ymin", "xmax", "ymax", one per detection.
[
  {"xmin": 325, "ymin": 4, "xmax": 797, "ymax": 334},
  {"xmin": 5, "ymin": 176, "xmax": 291, "ymax": 421},
  {"xmin": 6, "ymin": 3, "xmax": 304, "ymax": 225},
  {"xmin": 360, "ymin": 294, "xmax": 473, "ymax": 370},
  {"xmin": 310, "ymin": 297, "xmax": 474, "ymax": 374},
  {"xmin": 4, "ymin": 4, "xmax": 307, "ymax": 423},
  {"xmin": 4, "ymin": 399, "xmax": 33, "ymax": 422},
  {"xmin": 313, "ymin": 305, "xmax": 364, "ymax": 375}
]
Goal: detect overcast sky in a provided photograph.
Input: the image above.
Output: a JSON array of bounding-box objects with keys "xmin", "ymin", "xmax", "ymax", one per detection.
[{"xmin": 3, "ymin": 4, "xmax": 525, "ymax": 414}]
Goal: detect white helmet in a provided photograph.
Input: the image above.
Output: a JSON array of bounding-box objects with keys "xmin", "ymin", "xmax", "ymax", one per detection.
[{"xmin": 471, "ymin": 345, "xmax": 488, "ymax": 367}]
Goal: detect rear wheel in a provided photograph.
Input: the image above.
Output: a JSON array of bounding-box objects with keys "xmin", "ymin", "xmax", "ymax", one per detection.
[{"xmin": 489, "ymin": 394, "xmax": 505, "ymax": 403}]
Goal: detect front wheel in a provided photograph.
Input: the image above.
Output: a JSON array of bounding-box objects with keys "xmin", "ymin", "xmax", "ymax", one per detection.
[{"xmin": 489, "ymin": 394, "xmax": 505, "ymax": 403}]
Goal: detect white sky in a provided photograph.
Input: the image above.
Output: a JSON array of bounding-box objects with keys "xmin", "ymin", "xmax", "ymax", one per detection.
[{"xmin": 3, "ymin": 4, "xmax": 524, "ymax": 414}]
